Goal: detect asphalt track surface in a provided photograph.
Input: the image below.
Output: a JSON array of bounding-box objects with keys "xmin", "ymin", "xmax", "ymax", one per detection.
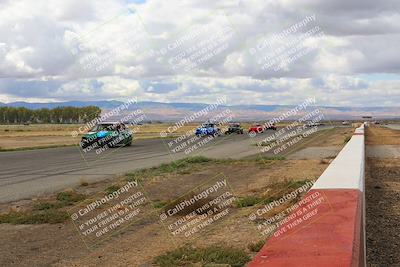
[
  {"xmin": 385, "ymin": 124, "xmax": 400, "ymax": 130},
  {"xmin": 0, "ymin": 126, "xmax": 332, "ymax": 203}
]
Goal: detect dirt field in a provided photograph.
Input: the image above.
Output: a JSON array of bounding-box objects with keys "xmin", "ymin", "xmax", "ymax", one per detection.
[
  {"xmin": 0, "ymin": 159, "xmax": 327, "ymax": 267},
  {"xmin": 0, "ymin": 127, "xmax": 349, "ymax": 267},
  {"xmin": 366, "ymin": 126, "xmax": 400, "ymax": 145},
  {"xmin": 366, "ymin": 126, "xmax": 400, "ymax": 266},
  {"xmin": 0, "ymin": 123, "xmax": 199, "ymax": 150}
]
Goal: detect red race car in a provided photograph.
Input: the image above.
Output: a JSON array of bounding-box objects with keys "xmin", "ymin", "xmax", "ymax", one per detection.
[{"xmin": 248, "ymin": 124, "xmax": 265, "ymax": 133}]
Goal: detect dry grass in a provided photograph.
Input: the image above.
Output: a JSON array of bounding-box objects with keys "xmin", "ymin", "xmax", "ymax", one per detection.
[
  {"xmin": 366, "ymin": 126, "xmax": 400, "ymax": 145},
  {"xmin": 154, "ymin": 245, "xmax": 251, "ymax": 267},
  {"xmin": 0, "ymin": 123, "xmax": 197, "ymax": 150},
  {"xmin": 0, "ymin": 156, "xmax": 329, "ymax": 266},
  {"xmin": 0, "ymin": 122, "xmax": 251, "ymax": 150},
  {"xmin": 310, "ymin": 126, "xmax": 355, "ymax": 147},
  {"xmin": 0, "ymin": 124, "xmax": 80, "ymax": 136},
  {"xmin": 0, "ymin": 191, "xmax": 85, "ymax": 224}
]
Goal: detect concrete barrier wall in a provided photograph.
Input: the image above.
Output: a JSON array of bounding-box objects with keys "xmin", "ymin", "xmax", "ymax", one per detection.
[{"xmin": 249, "ymin": 124, "xmax": 366, "ymax": 267}]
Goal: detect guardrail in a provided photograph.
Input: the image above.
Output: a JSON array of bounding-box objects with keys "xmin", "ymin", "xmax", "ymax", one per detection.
[{"xmin": 249, "ymin": 123, "xmax": 366, "ymax": 267}]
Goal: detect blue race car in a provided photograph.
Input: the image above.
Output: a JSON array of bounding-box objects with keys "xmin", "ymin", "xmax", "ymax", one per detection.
[{"xmin": 195, "ymin": 123, "xmax": 221, "ymax": 137}]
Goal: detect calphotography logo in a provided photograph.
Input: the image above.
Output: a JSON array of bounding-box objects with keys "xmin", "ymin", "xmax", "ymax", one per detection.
[
  {"xmin": 249, "ymin": 14, "xmax": 325, "ymax": 72},
  {"xmin": 67, "ymin": 9, "xmax": 150, "ymax": 74},
  {"xmin": 71, "ymin": 98, "xmax": 147, "ymax": 165},
  {"xmin": 255, "ymin": 189, "xmax": 331, "ymax": 239},
  {"xmin": 146, "ymin": 10, "xmax": 237, "ymax": 75},
  {"xmin": 245, "ymin": 180, "xmax": 328, "ymax": 238},
  {"xmin": 160, "ymin": 95, "xmax": 235, "ymax": 162},
  {"xmin": 252, "ymin": 97, "xmax": 332, "ymax": 162},
  {"xmin": 158, "ymin": 174, "xmax": 237, "ymax": 241},
  {"xmin": 67, "ymin": 180, "xmax": 153, "ymax": 247}
]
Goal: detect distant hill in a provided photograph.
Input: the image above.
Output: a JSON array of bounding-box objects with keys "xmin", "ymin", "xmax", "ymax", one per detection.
[{"xmin": 0, "ymin": 100, "xmax": 399, "ymax": 121}]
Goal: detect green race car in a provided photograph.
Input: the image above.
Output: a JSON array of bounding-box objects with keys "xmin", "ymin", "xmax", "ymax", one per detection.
[
  {"xmin": 80, "ymin": 122, "xmax": 132, "ymax": 151},
  {"xmin": 224, "ymin": 123, "xmax": 244, "ymax": 134}
]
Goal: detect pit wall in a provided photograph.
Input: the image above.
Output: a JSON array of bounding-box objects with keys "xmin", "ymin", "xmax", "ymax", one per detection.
[{"xmin": 249, "ymin": 124, "xmax": 366, "ymax": 267}]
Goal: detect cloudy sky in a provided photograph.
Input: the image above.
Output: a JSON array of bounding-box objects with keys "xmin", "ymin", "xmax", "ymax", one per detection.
[{"xmin": 0, "ymin": 0, "xmax": 399, "ymax": 107}]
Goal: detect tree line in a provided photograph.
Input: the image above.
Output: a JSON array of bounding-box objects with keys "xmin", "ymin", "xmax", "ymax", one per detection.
[{"xmin": 0, "ymin": 106, "xmax": 101, "ymax": 124}]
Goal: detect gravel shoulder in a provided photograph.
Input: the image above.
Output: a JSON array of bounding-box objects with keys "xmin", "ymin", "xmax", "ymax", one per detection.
[
  {"xmin": 366, "ymin": 126, "xmax": 400, "ymax": 266},
  {"xmin": 287, "ymin": 126, "xmax": 353, "ymax": 159},
  {"xmin": 287, "ymin": 146, "xmax": 341, "ymax": 159},
  {"xmin": 366, "ymin": 158, "xmax": 400, "ymax": 266}
]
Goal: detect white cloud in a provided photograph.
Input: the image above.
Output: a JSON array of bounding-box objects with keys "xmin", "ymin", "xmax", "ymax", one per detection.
[{"xmin": 0, "ymin": 0, "xmax": 399, "ymax": 106}]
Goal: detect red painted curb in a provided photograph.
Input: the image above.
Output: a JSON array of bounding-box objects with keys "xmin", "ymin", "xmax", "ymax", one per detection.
[{"xmin": 249, "ymin": 189, "xmax": 363, "ymax": 267}]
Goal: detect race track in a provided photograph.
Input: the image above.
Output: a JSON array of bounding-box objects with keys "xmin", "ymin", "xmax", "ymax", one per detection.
[
  {"xmin": 0, "ymin": 126, "xmax": 332, "ymax": 203},
  {"xmin": 385, "ymin": 124, "xmax": 400, "ymax": 130}
]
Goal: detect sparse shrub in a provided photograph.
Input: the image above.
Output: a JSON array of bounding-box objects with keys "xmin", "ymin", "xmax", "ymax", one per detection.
[
  {"xmin": 259, "ymin": 156, "xmax": 286, "ymax": 161},
  {"xmin": 285, "ymin": 180, "xmax": 312, "ymax": 189},
  {"xmin": 164, "ymin": 192, "xmax": 210, "ymax": 216},
  {"xmin": 33, "ymin": 201, "xmax": 64, "ymax": 210},
  {"xmin": 248, "ymin": 240, "xmax": 265, "ymax": 252},
  {"xmin": 105, "ymin": 185, "xmax": 121, "ymax": 194},
  {"xmin": 261, "ymin": 196, "xmax": 280, "ymax": 205},
  {"xmin": 154, "ymin": 245, "xmax": 251, "ymax": 267},
  {"xmin": 152, "ymin": 201, "xmax": 168, "ymax": 209},
  {"xmin": 178, "ymin": 156, "xmax": 212, "ymax": 164},
  {"xmin": 0, "ymin": 190, "xmax": 86, "ymax": 225},
  {"xmin": 0, "ymin": 210, "xmax": 69, "ymax": 224},
  {"xmin": 259, "ymin": 180, "xmax": 314, "ymax": 206},
  {"xmin": 235, "ymin": 196, "xmax": 262, "ymax": 208},
  {"xmin": 80, "ymin": 179, "xmax": 89, "ymax": 186},
  {"xmin": 320, "ymin": 158, "xmax": 330, "ymax": 164},
  {"xmin": 56, "ymin": 191, "xmax": 85, "ymax": 205},
  {"xmin": 126, "ymin": 156, "xmax": 214, "ymax": 182}
]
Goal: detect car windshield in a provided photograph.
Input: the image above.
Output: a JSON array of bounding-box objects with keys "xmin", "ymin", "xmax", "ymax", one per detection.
[{"xmin": 91, "ymin": 124, "xmax": 117, "ymax": 131}]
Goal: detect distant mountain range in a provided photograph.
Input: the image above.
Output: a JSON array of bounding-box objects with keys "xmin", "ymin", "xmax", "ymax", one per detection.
[{"xmin": 1, "ymin": 100, "xmax": 399, "ymax": 121}]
